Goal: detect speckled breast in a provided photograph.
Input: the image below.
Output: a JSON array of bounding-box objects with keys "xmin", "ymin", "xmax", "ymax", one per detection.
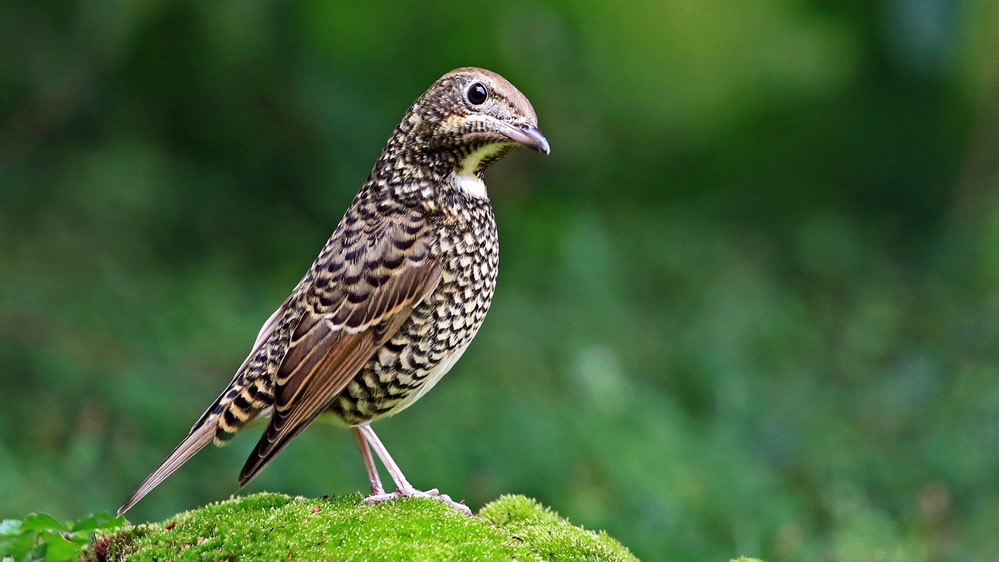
[{"xmin": 326, "ymin": 196, "xmax": 498, "ymax": 425}]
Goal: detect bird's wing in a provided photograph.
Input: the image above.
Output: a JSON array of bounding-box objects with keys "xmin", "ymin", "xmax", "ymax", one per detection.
[{"xmin": 239, "ymin": 213, "xmax": 442, "ymax": 485}]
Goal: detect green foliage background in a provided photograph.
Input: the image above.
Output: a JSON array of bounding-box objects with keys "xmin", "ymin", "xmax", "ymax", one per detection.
[{"xmin": 2, "ymin": 1, "xmax": 998, "ymax": 560}]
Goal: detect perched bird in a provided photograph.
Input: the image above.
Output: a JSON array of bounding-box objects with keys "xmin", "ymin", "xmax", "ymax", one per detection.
[{"xmin": 117, "ymin": 67, "xmax": 549, "ymax": 517}]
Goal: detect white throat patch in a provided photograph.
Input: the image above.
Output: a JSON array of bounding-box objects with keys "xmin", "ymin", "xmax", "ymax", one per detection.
[
  {"xmin": 451, "ymin": 172, "xmax": 488, "ymax": 199},
  {"xmin": 449, "ymin": 143, "xmax": 508, "ymax": 200}
]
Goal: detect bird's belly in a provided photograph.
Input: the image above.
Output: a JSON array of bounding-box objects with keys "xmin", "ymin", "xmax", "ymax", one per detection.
[
  {"xmin": 324, "ymin": 283, "xmax": 491, "ymax": 426},
  {"xmin": 381, "ymin": 338, "xmax": 471, "ymax": 415}
]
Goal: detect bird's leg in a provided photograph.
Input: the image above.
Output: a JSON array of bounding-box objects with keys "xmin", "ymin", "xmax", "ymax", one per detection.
[
  {"xmin": 356, "ymin": 424, "xmax": 416, "ymax": 495},
  {"xmin": 356, "ymin": 423, "xmax": 472, "ymax": 516},
  {"xmin": 352, "ymin": 426, "xmax": 384, "ymax": 496}
]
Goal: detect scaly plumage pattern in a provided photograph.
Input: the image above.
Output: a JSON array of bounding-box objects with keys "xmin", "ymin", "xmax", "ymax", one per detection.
[{"xmin": 118, "ymin": 67, "xmax": 548, "ymax": 516}]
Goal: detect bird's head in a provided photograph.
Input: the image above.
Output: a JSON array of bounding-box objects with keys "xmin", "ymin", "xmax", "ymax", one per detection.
[{"xmin": 396, "ymin": 67, "xmax": 549, "ymax": 183}]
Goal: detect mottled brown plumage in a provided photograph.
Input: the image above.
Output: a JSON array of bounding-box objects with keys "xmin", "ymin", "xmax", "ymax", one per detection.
[{"xmin": 118, "ymin": 67, "xmax": 548, "ymax": 516}]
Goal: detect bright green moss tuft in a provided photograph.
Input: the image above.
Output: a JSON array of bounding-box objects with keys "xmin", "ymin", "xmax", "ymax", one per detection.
[
  {"xmin": 92, "ymin": 493, "xmax": 638, "ymax": 561},
  {"xmin": 479, "ymin": 495, "xmax": 637, "ymax": 561}
]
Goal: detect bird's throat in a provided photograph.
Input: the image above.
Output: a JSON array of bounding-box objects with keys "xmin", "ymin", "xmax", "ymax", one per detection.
[
  {"xmin": 450, "ymin": 171, "xmax": 488, "ymax": 199},
  {"xmin": 448, "ymin": 142, "xmax": 511, "ymax": 200}
]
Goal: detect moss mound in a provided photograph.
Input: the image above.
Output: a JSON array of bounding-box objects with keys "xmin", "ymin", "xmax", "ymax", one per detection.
[{"xmin": 89, "ymin": 493, "xmax": 636, "ymax": 561}]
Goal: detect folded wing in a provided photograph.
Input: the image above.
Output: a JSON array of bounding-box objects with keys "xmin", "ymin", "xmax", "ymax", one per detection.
[{"xmin": 239, "ymin": 215, "xmax": 441, "ymax": 485}]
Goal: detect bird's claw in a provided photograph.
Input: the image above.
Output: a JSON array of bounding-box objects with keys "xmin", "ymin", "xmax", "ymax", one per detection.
[{"xmin": 363, "ymin": 488, "xmax": 472, "ymax": 516}]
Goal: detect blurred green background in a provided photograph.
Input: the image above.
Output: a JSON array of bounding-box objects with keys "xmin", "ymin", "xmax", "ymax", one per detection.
[{"xmin": 2, "ymin": 1, "xmax": 998, "ymax": 560}]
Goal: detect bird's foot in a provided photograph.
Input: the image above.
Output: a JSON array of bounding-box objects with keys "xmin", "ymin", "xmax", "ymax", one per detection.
[{"xmin": 363, "ymin": 487, "xmax": 473, "ymax": 516}]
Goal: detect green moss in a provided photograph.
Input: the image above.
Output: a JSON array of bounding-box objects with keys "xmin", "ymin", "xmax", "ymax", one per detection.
[
  {"xmin": 479, "ymin": 495, "xmax": 636, "ymax": 561},
  {"xmin": 92, "ymin": 493, "xmax": 637, "ymax": 561}
]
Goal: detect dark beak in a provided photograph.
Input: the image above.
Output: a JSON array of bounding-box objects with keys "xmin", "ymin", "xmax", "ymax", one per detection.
[{"xmin": 502, "ymin": 123, "xmax": 551, "ymax": 155}]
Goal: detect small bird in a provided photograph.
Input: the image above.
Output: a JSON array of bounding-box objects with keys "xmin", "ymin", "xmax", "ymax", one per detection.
[{"xmin": 117, "ymin": 67, "xmax": 549, "ymax": 517}]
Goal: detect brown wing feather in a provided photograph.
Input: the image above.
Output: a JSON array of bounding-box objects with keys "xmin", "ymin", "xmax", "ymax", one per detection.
[
  {"xmin": 275, "ymin": 264, "xmax": 440, "ymax": 409},
  {"xmin": 239, "ymin": 219, "xmax": 442, "ymax": 486}
]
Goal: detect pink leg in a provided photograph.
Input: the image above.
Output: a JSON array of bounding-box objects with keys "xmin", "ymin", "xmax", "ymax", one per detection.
[
  {"xmin": 356, "ymin": 423, "xmax": 472, "ymax": 516},
  {"xmin": 352, "ymin": 426, "xmax": 384, "ymax": 495}
]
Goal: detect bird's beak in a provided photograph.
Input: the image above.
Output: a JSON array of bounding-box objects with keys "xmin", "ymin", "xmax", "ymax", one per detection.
[{"xmin": 502, "ymin": 123, "xmax": 551, "ymax": 155}]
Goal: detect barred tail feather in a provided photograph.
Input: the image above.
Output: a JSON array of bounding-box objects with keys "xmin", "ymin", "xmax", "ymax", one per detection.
[{"xmin": 117, "ymin": 421, "xmax": 216, "ymax": 516}]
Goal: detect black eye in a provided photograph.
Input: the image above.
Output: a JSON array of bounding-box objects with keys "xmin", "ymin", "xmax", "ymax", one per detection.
[{"xmin": 466, "ymin": 83, "xmax": 488, "ymax": 105}]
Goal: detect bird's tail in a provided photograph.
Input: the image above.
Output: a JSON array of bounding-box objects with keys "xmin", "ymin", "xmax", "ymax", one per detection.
[
  {"xmin": 116, "ymin": 297, "xmax": 298, "ymax": 516},
  {"xmin": 117, "ymin": 422, "xmax": 216, "ymax": 516}
]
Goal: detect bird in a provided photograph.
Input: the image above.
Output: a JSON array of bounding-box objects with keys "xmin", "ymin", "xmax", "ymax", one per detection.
[{"xmin": 117, "ymin": 67, "xmax": 549, "ymax": 517}]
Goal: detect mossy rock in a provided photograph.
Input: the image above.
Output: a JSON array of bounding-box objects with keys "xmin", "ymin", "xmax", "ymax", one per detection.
[{"xmin": 87, "ymin": 493, "xmax": 637, "ymax": 561}]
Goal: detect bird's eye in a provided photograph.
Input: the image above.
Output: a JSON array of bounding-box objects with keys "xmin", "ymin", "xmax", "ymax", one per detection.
[{"xmin": 466, "ymin": 83, "xmax": 488, "ymax": 105}]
